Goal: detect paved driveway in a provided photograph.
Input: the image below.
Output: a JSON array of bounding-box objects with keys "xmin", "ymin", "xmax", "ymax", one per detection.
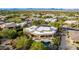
[{"xmin": 59, "ymin": 30, "xmax": 77, "ymax": 50}]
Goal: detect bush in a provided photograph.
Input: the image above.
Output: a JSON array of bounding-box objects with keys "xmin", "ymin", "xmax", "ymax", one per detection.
[
  {"xmin": 0, "ymin": 31, "xmax": 3, "ymax": 39},
  {"xmin": 2, "ymin": 28, "xmax": 18, "ymax": 39},
  {"xmin": 16, "ymin": 36, "xmax": 33, "ymax": 49},
  {"xmin": 48, "ymin": 22, "xmax": 60, "ymax": 28},
  {"xmin": 52, "ymin": 37, "xmax": 60, "ymax": 46},
  {"xmin": 32, "ymin": 20, "xmax": 45, "ymax": 25},
  {"xmin": 30, "ymin": 41, "xmax": 47, "ymax": 50},
  {"xmin": 17, "ymin": 31, "xmax": 23, "ymax": 36}
]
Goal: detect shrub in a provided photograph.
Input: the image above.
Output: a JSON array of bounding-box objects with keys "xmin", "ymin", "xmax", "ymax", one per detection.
[
  {"xmin": 30, "ymin": 41, "xmax": 47, "ymax": 50},
  {"xmin": 2, "ymin": 28, "xmax": 18, "ymax": 39}
]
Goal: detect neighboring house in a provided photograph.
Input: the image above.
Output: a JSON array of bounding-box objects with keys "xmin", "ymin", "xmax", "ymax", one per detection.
[
  {"xmin": 0, "ymin": 21, "xmax": 5, "ymax": 25},
  {"xmin": 33, "ymin": 17, "xmax": 57, "ymax": 23},
  {"xmin": 19, "ymin": 21, "xmax": 27, "ymax": 28},
  {"xmin": 32, "ymin": 14, "xmax": 40, "ymax": 17},
  {"xmin": 23, "ymin": 25, "xmax": 57, "ymax": 42},
  {"xmin": 33, "ymin": 17, "xmax": 41, "ymax": 21},
  {"xmin": 67, "ymin": 30, "xmax": 79, "ymax": 49},
  {"xmin": 43, "ymin": 14, "xmax": 54, "ymax": 17},
  {"xmin": 64, "ymin": 20, "xmax": 77, "ymax": 24},
  {"xmin": 44, "ymin": 18, "xmax": 57, "ymax": 23},
  {"xmin": 57, "ymin": 16, "xmax": 65, "ymax": 18},
  {"xmin": 69, "ymin": 30, "xmax": 79, "ymax": 42},
  {"xmin": 0, "ymin": 22, "xmax": 17, "ymax": 29},
  {"xmin": 75, "ymin": 14, "xmax": 79, "ymax": 17},
  {"xmin": 18, "ymin": 19, "xmax": 32, "ymax": 27},
  {"xmin": 0, "ymin": 16, "xmax": 6, "ymax": 21},
  {"xmin": 25, "ymin": 18, "xmax": 32, "ymax": 26},
  {"xmin": 67, "ymin": 16, "xmax": 77, "ymax": 19},
  {"xmin": 20, "ymin": 16, "xmax": 29, "ymax": 21},
  {"xmin": 0, "ymin": 21, "xmax": 5, "ymax": 29},
  {"xmin": 62, "ymin": 20, "xmax": 78, "ymax": 28}
]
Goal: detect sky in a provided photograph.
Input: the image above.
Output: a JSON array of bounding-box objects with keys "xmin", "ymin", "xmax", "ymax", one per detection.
[{"xmin": 0, "ymin": 0, "xmax": 79, "ymax": 8}]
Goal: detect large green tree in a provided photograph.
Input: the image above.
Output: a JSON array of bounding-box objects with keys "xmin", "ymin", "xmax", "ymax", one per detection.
[
  {"xmin": 48, "ymin": 22, "xmax": 60, "ymax": 28},
  {"xmin": 2, "ymin": 28, "xmax": 17, "ymax": 39},
  {"xmin": 30, "ymin": 41, "xmax": 47, "ymax": 50},
  {"xmin": 32, "ymin": 20, "xmax": 45, "ymax": 25},
  {"xmin": 16, "ymin": 36, "xmax": 33, "ymax": 50}
]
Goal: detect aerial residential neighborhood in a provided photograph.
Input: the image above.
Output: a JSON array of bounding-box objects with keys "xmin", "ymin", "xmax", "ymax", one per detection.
[{"xmin": 0, "ymin": 8, "xmax": 79, "ymax": 50}]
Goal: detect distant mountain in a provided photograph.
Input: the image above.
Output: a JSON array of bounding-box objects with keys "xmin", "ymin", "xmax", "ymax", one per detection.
[
  {"xmin": 0, "ymin": 8, "xmax": 64, "ymax": 10},
  {"xmin": 0, "ymin": 8, "xmax": 79, "ymax": 11}
]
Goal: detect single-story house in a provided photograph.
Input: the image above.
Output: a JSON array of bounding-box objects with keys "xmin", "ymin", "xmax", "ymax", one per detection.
[
  {"xmin": 62, "ymin": 20, "xmax": 78, "ymax": 28},
  {"xmin": 33, "ymin": 17, "xmax": 41, "ymax": 21},
  {"xmin": 23, "ymin": 25, "xmax": 57, "ymax": 42},
  {"xmin": 44, "ymin": 18, "xmax": 57, "ymax": 22},
  {"xmin": 0, "ymin": 22, "xmax": 17, "ymax": 29},
  {"xmin": 68, "ymin": 30, "xmax": 79, "ymax": 48},
  {"xmin": 64, "ymin": 20, "xmax": 77, "ymax": 24}
]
